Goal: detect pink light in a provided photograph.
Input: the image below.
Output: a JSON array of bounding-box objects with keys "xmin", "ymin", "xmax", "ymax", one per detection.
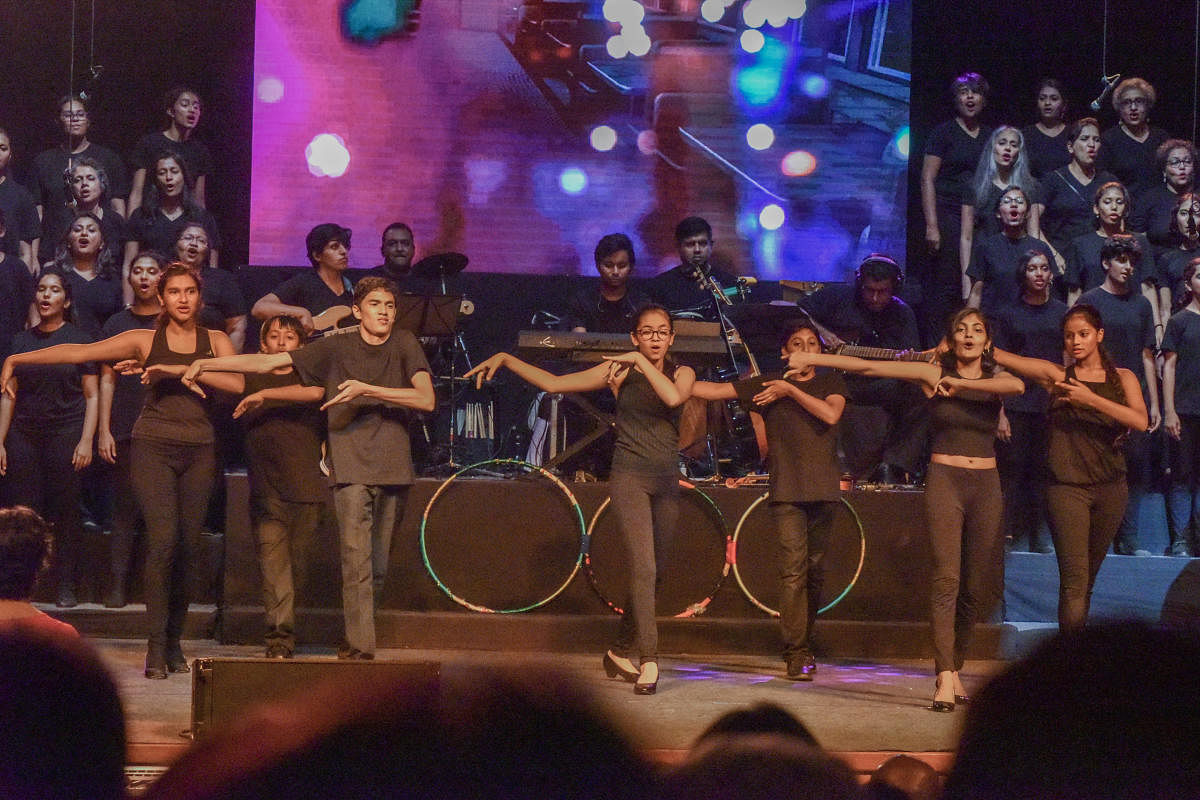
[{"xmin": 781, "ymin": 150, "xmax": 816, "ymax": 177}]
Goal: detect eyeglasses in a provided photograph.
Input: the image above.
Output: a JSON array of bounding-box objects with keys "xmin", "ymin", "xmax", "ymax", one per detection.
[
  {"xmin": 180, "ymin": 234, "xmax": 209, "ymax": 244},
  {"xmin": 1118, "ymin": 97, "xmax": 1148, "ymax": 108},
  {"xmin": 635, "ymin": 328, "xmax": 671, "ymax": 340},
  {"xmin": 1168, "ymin": 158, "xmax": 1194, "ymax": 167},
  {"xmin": 60, "ymin": 111, "xmax": 87, "ymax": 120}
]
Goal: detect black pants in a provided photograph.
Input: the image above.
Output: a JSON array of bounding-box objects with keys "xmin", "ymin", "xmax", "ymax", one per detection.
[
  {"xmin": 109, "ymin": 441, "xmax": 142, "ymax": 593},
  {"xmin": 919, "ymin": 198, "xmax": 966, "ymax": 347},
  {"xmin": 996, "ymin": 409, "xmax": 1051, "ymax": 550},
  {"xmin": 4, "ymin": 424, "xmax": 83, "ymax": 594},
  {"xmin": 924, "ymin": 463, "xmax": 1004, "ymax": 673},
  {"xmin": 771, "ymin": 500, "xmax": 834, "ymax": 656},
  {"xmin": 1167, "ymin": 415, "xmax": 1200, "ymax": 548},
  {"xmin": 609, "ymin": 471, "xmax": 678, "ymax": 665},
  {"xmin": 1046, "ymin": 480, "xmax": 1127, "ymax": 631},
  {"xmin": 131, "ymin": 437, "xmax": 215, "ymax": 652}
]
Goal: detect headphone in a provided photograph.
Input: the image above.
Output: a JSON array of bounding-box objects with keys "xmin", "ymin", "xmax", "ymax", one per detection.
[{"xmin": 854, "ymin": 254, "xmax": 903, "ymax": 287}]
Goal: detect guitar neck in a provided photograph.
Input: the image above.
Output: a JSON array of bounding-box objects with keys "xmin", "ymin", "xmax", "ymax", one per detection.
[{"xmin": 834, "ymin": 344, "xmax": 933, "ymax": 363}]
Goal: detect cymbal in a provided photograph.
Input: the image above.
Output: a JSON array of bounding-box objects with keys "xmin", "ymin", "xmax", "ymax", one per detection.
[{"xmin": 412, "ymin": 252, "xmax": 469, "ymax": 279}]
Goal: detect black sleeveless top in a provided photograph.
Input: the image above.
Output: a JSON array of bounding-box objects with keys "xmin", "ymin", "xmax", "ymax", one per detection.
[
  {"xmin": 1047, "ymin": 365, "xmax": 1128, "ymax": 485},
  {"xmin": 611, "ymin": 366, "xmax": 682, "ymax": 477},
  {"xmin": 131, "ymin": 325, "xmax": 216, "ymax": 445},
  {"xmin": 928, "ymin": 368, "xmax": 1003, "ymax": 459}
]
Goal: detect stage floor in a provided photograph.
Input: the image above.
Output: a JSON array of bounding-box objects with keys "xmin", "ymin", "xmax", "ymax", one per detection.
[{"xmin": 96, "ymin": 636, "xmax": 1009, "ymax": 789}]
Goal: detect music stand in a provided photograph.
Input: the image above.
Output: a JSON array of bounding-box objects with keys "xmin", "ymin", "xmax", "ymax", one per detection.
[{"xmin": 393, "ymin": 293, "xmax": 462, "ymax": 338}]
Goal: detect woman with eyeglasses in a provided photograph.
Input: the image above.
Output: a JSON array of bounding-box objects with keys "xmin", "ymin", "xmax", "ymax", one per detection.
[
  {"xmin": 174, "ymin": 223, "xmax": 245, "ymax": 352},
  {"xmin": 1097, "ymin": 78, "xmax": 1170, "ymax": 200},
  {"xmin": 466, "ymin": 304, "xmax": 695, "ymax": 695},
  {"xmin": 1130, "ymin": 139, "xmax": 1197, "ymax": 248}
]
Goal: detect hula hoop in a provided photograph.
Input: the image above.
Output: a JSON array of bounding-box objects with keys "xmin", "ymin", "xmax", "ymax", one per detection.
[
  {"xmin": 420, "ymin": 458, "xmax": 587, "ymax": 613},
  {"xmin": 730, "ymin": 492, "xmax": 866, "ymax": 616},
  {"xmin": 584, "ymin": 480, "xmax": 731, "ymax": 618}
]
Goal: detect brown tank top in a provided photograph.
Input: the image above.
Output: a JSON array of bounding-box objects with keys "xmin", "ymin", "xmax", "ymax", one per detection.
[
  {"xmin": 1046, "ymin": 365, "xmax": 1128, "ymax": 485},
  {"xmin": 131, "ymin": 325, "xmax": 216, "ymax": 445}
]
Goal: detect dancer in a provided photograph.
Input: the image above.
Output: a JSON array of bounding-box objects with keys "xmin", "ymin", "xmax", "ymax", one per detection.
[
  {"xmin": 466, "ymin": 304, "xmax": 695, "ymax": 694},
  {"xmin": 993, "ymin": 306, "xmax": 1147, "ymax": 628},
  {"xmin": 0, "ymin": 264, "xmax": 239, "ymax": 677},
  {"xmin": 787, "ymin": 308, "xmax": 1023, "ymax": 711},
  {"xmin": 692, "ymin": 321, "xmax": 846, "ymax": 680},
  {"xmin": 182, "ymin": 276, "xmax": 433, "ymax": 660},
  {"xmin": 0, "ymin": 270, "xmax": 98, "ymax": 608}
]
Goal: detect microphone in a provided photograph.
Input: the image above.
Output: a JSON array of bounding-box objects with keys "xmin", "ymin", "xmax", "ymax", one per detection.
[{"xmin": 1089, "ymin": 73, "xmax": 1121, "ymax": 112}]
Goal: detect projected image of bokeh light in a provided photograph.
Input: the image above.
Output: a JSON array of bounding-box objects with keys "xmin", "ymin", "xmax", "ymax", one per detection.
[{"xmin": 249, "ymin": 0, "xmax": 910, "ymax": 282}]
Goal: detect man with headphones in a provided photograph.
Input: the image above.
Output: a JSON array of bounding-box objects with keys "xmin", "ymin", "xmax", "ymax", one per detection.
[{"xmin": 799, "ymin": 254, "xmax": 927, "ymax": 485}]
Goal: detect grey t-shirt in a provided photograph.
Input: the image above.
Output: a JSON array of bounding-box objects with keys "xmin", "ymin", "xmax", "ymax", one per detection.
[{"xmin": 289, "ymin": 329, "xmax": 430, "ymax": 485}]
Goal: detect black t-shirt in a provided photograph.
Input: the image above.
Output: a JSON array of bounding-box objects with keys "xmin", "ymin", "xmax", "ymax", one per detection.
[
  {"xmin": 31, "ymin": 143, "xmax": 129, "ymax": 209},
  {"xmin": 0, "ymin": 177, "xmax": 39, "ymax": 259},
  {"xmin": 197, "ymin": 267, "xmax": 246, "ymax": 331},
  {"xmin": 63, "ymin": 269, "xmax": 124, "ymax": 340},
  {"xmin": 242, "ymin": 370, "xmax": 327, "ymax": 503},
  {"xmin": 100, "ymin": 309, "xmax": 158, "ymax": 442},
  {"xmin": 1130, "ymin": 183, "xmax": 1185, "ymax": 248},
  {"xmin": 564, "ymin": 284, "xmax": 652, "ymax": 333},
  {"xmin": 131, "ymin": 132, "xmax": 214, "ymax": 184},
  {"xmin": 965, "ymin": 182, "xmax": 1044, "ymax": 239},
  {"xmin": 289, "ymin": 329, "xmax": 430, "ymax": 485},
  {"xmin": 803, "ymin": 283, "xmax": 919, "ymax": 350},
  {"xmin": 1038, "ymin": 167, "xmax": 1116, "ymax": 253},
  {"xmin": 644, "ymin": 263, "xmax": 740, "ymax": 318},
  {"xmin": 734, "ymin": 368, "xmax": 846, "ymax": 503},
  {"xmin": 1162, "ymin": 308, "xmax": 1200, "ymax": 415},
  {"xmin": 9, "ymin": 323, "xmax": 96, "ymax": 432},
  {"xmin": 1065, "ymin": 231, "xmax": 1153, "ymax": 291},
  {"xmin": 967, "ymin": 233, "xmax": 1055, "ymax": 313},
  {"xmin": 39, "ymin": 204, "xmax": 126, "ymax": 265},
  {"xmin": 0, "ymin": 253, "xmax": 35, "ymax": 359},
  {"xmin": 271, "ymin": 269, "xmax": 353, "ymax": 317},
  {"xmin": 1096, "ymin": 125, "xmax": 1170, "ymax": 198},
  {"xmin": 126, "ymin": 206, "xmax": 221, "ymax": 256},
  {"xmin": 924, "ymin": 119, "xmax": 992, "ymax": 205},
  {"xmin": 993, "ymin": 297, "xmax": 1069, "ymax": 413},
  {"xmin": 1156, "ymin": 245, "xmax": 1200, "ymax": 302},
  {"xmin": 1077, "ymin": 287, "xmax": 1155, "ymax": 375},
  {"xmin": 1022, "ymin": 124, "xmax": 1071, "ymax": 180}
]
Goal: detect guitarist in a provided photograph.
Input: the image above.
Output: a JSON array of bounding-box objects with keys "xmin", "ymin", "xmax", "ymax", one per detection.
[
  {"xmin": 800, "ymin": 254, "xmax": 927, "ymax": 484},
  {"xmin": 252, "ymin": 223, "xmax": 356, "ymax": 335}
]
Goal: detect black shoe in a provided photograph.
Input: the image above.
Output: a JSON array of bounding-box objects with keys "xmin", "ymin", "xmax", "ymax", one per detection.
[
  {"xmin": 1170, "ymin": 540, "xmax": 1193, "ymax": 558},
  {"xmin": 265, "ymin": 644, "xmax": 292, "ymax": 659},
  {"xmin": 337, "ymin": 644, "xmax": 374, "ymax": 660},
  {"xmin": 166, "ymin": 642, "xmax": 190, "ymax": 674},
  {"xmin": 145, "ymin": 648, "xmax": 168, "ymax": 680},
  {"xmin": 930, "ymin": 699, "xmax": 955, "ymax": 712},
  {"xmin": 634, "ymin": 662, "xmax": 658, "ymax": 695},
  {"xmin": 603, "ymin": 650, "xmax": 639, "ymax": 683},
  {"xmin": 785, "ymin": 651, "xmax": 817, "ymax": 681}
]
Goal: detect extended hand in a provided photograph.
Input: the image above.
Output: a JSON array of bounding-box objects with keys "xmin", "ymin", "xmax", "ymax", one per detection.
[
  {"xmin": 464, "ymin": 353, "xmax": 506, "ymax": 390},
  {"xmin": 113, "ymin": 358, "xmax": 143, "ymax": 376},
  {"xmin": 752, "ymin": 379, "xmax": 791, "ymax": 406},
  {"xmin": 72, "ymin": 439, "xmax": 93, "ymax": 471},
  {"xmin": 786, "ymin": 350, "xmax": 815, "ymax": 370},
  {"xmin": 321, "ymin": 379, "xmax": 370, "ymax": 410},
  {"xmin": 232, "ymin": 392, "xmax": 265, "ymax": 419},
  {"xmin": 180, "ymin": 362, "xmax": 206, "ymax": 397},
  {"xmin": 1052, "ymin": 377, "xmax": 1096, "ymax": 407},
  {"xmin": 934, "ymin": 376, "xmax": 963, "ymax": 397},
  {"xmin": 142, "ymin": 363, "xmax": 189, "ymax": 389},
  {"xmin": 995, "ymin": 409, "xmax": 1012, "ymax": 443},
  {"xmin": 1148, "ymin": 407, "xmax": 1162, "ymax": 433}
]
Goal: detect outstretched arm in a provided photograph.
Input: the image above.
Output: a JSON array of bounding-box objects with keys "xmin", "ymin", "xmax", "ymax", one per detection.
[
  {"xmin": 691, "ymin": 380, "xmax": 737, "ymax": 401},
  {"xmin": 233, "ymin": 382, "xmax": 325, "ymax": 418},
  {"xmin": 321, "ymin": 370, "xmax": 436, "ymax": 413},
  {"xmin": 1056, "ymin": 367, "xmax": 1148, "ymax": 432},
  {"xmin": 1, "ymin": 331, "xmax": 149, "ymax": 398},
  {"xmin": 181, "ymin": 352, "xmax": 293, "ymax": 396},
  {"xmin": 465, "ymin": 352, "xmax": 611, "ymax": 394},
  {"xmin": 786, "ymin": 351, "xmax": 941, "ymax": 393},
  {"xmin": 991, "ymin": 347, "xmax": 1065, "ymax": 387},
  {"xmin": 602, "ymin": 351, "xmax": 693, "ymax": 407}
]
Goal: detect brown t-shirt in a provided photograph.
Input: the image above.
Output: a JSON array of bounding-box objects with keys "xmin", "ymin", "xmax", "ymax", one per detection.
[{"xmin": 289, "ymin": 329, "xmax": 429, "ymax": 485}]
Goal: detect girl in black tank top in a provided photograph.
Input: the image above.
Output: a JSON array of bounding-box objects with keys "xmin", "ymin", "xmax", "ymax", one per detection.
[
  {"xmin": 994, "ymin": 304, "xmax": 1147, "ymax": 633},
  {"xmin": 788, "ymin": 308, "xmax": 1024, "ymax": 712},
  {"xmin": 0, "ymin": 264, "xmax": 242, "ymax": 678},
  {"xmin": 466, "ymin": 305, "xmax": 694, "ymax": 694}
]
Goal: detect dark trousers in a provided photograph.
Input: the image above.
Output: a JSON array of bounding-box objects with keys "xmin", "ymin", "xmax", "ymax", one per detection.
[
  {"xmin": 924, "ymin": 463, "xmax": 1004, "ymax": 673},
  {"xmin": 771, "ymin": 500, "xmax": 834, "ymax": 656},
  {"xmin": 331, "ymin": 483, "xmax": 406, "ymax": 655},
  {"xmin": 1114, "ymin": 429, "xmax": 1154, "ymax": 552},
  {"xmin": 1167, "ymin": 415, "xmax": 1200, "ymax": 549},
  {"xmin": 131, "ymin": 438, "xmax": 215, "ymax": 652},
  {"xmin": 251, "ymin": 488, "xmax": 322, "ymax": 652},
  {"xmin": 1046, "ymin": 480, "xmax": 1128, "ymax": 631},
  {"xmin": 919, "ymin": 198, "xmax": 966, "ymax": 347},
  {"xmin": 996, "ymin": 410, "xmax": 1051, "ymax": 550},
  {"xmin": 109, "ymin": 442, "xmax": 142, "ymax": 594},
  {"xmin": 609, "ymin": 471, "xmax": 678, "ymax": 665},
  {"xmin": 4, "ymin": 424, "xmax": 82, "ymax": 594},
  {"xmin": 840, "ymin": 379, "xmax": 929, "ymax": 478}
]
